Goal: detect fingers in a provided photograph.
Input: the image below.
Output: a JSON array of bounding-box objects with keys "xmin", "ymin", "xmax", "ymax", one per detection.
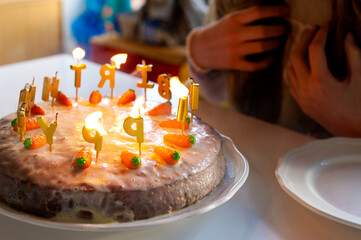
[
  {"xmin": 234, "ymin": 5, "xmax": 289, "ymax": 25},
  {"xmin": 344, "ymin": 32, "xmax": 361, "ymax": 79},
  {"xmin": 241, "ymin": 24, "xmax": 287, "ymax": 41},
  {"xmin": 290, "ymin": 27, "xmax": 318, "ymax": 78},
  {"xmin": 238, "ymin": 39, "xmax": 281, "ymax": 55},
  {"xmin": 308, "ymin": 25, "xmax": 330, "ymax": 79}
]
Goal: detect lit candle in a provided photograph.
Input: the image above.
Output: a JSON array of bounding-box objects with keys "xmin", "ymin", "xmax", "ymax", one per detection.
[
  {"xmin": 37, "ymin": 113, "xmax": 58, "ymax": 152},
  {"xmin": 98, "ymin": 53, "xmax": 127, "ymax": 99},
  {"xmin": 28, "ymin": 77, "xmax": 36, "ymax": 117},
  {"xmin": 170, "ymin": 76, "xmax": 189, "ymax": 134},
  {"xmin": 189, "ymin": 80, "xmax": 199, "ymax": 123},
  {"xmin": 70, "ymin": 47, "xmax": 86, "ymax": 101},
  {"xmin": 42, "ymin": 73, "xmax": 59, "ymax": 106},
  {"xmin": 17, "ymin": 103, "xmax": 26, "ymax": 142},
  {"xmin": 136, "ymin": 60, "xmax": 154, "ymax": 102},
  {"xmin": 123, "ymin": 110, "xmax": 144, "ymax": 156},
  {"xmin": 82, "ymin": 111, "xmax": 107, "ymax": 161},
  {"xmin": 157, "ymin": 74, "xmax": 171, "ymax": 100}
]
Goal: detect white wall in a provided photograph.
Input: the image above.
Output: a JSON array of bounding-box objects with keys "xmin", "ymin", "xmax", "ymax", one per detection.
[{"xmin": 62, "ymin": 0, "xmax": 86, "ymax": 54}]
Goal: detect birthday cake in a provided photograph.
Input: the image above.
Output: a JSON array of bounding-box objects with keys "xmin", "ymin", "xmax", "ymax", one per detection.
[{"xmin": 0, "ymin": 96, "xmax": 225, "ymax": 223}]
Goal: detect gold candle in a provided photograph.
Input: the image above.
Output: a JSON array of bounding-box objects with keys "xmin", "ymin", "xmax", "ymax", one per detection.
[
  {"xmin": 18, "ymin": 84, "xmax": 30, "ymax": 116},
  {"xmin": 28, "ymin": 78, "xmax": 36, "ymax": 117},
  {"xmin": 98, "ymin": 64, "xmax": 115, "ymax": 98},
  {"xmin": 70, "ymin": 47, "xmax": 87, "ymax": 101},
  {"xmin": 123, "ymin": 110, "xmax": 144, "ymax": 156},
  {"xmin": 42, "ymin": 77, "xmax": 51, "ymax": 102},
  {"xmin": 82, "ymin": 111, "xmax": 107, "ymax": 161},
  {"xmin": 17, "ymin": 103, "xmax": 26, "ymax": 142},
  {"xmin": 37, "ymin": 113, "xmax": 58, "ymax": 152},
  {"xmin": 98, "ymin": 54, "xmax": 127, "ymax": 99},
  {"xmin": 42, "ymin": 74, "xmax": 59, "ymax": 106},
  {"xmin": 136, "ymin": 60, "xmax": 154, "ymax": 102},
  {"xmin": 189, "ymin": 81, "xmax": 199, "ymax": 123},
  {"xmin": 177, "ymin": 97, "xmax": 188, "ymax": 134},
  {"xmin": 51, "ymin": 72, "xmax": 60, "ymax": 106},
  {"xmin": 169, "ymin": 76, "xmax": 189, "ymax": 134},
  {"xmin": 157, "ymin": 74, "xmax": 171, "ymax": 100}
]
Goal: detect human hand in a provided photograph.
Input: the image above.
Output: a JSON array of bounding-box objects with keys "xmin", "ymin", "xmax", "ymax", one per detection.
[
  {"xmin": 287, "ymin": 25, "xmax": 361, "ymax": 137},
  {"xmin": 189, "ymin": 5, "xmax": 289, "ymax": 72}
]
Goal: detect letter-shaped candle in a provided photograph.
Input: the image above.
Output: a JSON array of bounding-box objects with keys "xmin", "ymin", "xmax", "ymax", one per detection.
[
  {"xmin": 28, "ymin": 78, "xmax": 36, "ymax": 117},
  {"xmin": 18, "ymin": 84, "xmax": 31, "ymax": 116},
  {"xmin": 70, "ymin": 47, "xmax": 86, "ymax": 101},
  {"xmin": 123, "ymin": 111, "xmax": 144, "ymax": 156},
  {"xmin": 37, "ymin": 113, "xmax": 58, "ymax": 152},
  {"xmin": 189, "ymin": 81, "xmax": 199, "ymax": 123},
  {"xmin": 98, "ymin": 54, "xmax": 127, "ymax": 99},
  {"xmin": 42, "ymin": 73, "xmax": 59, "ymax": 106},
  {"xmin": 157, "ymin": 74, "xmax": 171, "ymax": 100},
  {"xmin": 82, "ymin": 111, "xmax": 107, "ymax": 161},
  {"xmin": 170, "ymin": 76, "xmax": 189, "ymax": 134},
  {"xmin": 136, "ymin": 60, "xmax": 154, "ymax": 102},
  {"xmin": 17, "ymin": 103, "xmax": 26, "ymax": 142}
]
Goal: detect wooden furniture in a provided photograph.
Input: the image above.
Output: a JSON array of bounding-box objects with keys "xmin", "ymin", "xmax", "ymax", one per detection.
[
  {"xmin": 0, "ymin": 0, "xmax": 62, "ymax": 65},
  {"xmin": 1, "ymin": 55, "xmax": 361, "ymax": 239},
  {"xmin": 90, "ymin": 34, "xmax": 188, "ymax": 82}
]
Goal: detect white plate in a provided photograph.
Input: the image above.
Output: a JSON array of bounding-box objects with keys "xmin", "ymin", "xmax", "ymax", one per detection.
[
  {"xmin": 276, "ymin": 137, "xmax": 361, "ymax": 229},
  {"xmin": 0, "ymin": 134, "xmax": 248, "ymax": 231}
]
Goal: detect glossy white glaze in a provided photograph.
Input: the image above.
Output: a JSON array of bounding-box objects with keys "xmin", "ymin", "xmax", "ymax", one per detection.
[{"xmin": 0, "ymin": 97, "xmax": 221, "ymax": 192}]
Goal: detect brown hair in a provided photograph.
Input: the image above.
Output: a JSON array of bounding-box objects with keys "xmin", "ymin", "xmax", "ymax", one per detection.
[{"xmin": 326, "ymin": 0, "xmax": 361, "ymax": 78}]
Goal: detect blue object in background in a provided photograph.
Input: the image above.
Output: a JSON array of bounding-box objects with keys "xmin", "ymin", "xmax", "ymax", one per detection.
[{"xmin": 72, "ymin": 0, "xmax": 132, "ymax": 56}]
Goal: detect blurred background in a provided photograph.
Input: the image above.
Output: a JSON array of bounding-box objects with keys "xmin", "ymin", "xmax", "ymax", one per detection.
[{"xmin": 0, "ymin": 0, "xmax": 208, "ymax": 81}]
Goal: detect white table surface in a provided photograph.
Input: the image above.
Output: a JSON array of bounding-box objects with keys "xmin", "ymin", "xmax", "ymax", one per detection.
[{"xmin": 0, "ymin": 54, "xmax": 361, "ymax": 240}]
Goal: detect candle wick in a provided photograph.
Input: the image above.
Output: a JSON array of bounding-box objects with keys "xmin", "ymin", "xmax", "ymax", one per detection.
[
  {"xmin": 32, "ymin": 77, "xmax": 35, "ymax": 85},
  {"xmin": 55, "ymin": 112, "xmax": 58, "ymax": 122},
  {"xmin": 55, "ymin": 71, "xmax": 58, "ymax": 78}
]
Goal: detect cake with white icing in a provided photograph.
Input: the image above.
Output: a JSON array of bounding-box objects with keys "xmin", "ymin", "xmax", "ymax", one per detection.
[{"xmin": 0, "ymin": 98, "xmax": 225, "ymax": 222}]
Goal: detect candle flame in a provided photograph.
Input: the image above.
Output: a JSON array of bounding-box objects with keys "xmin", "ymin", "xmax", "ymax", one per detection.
[
  {"xmin": 130, "ymin": 96, "xmax": 145, "ymax": 118},
  {"xmin": 72, "ymin": 47, "xmax": 85, "ymax": 61},
  {"xmin": 85, "ymin": 111, "xmax": 107, "ymax": 135},
  {"xmin": 111, "ymin": 54, "xmax": 128, "ymax": 69},
  {"xmin": 170, "ymin": 76, "xmax": 189, "ymax": 97}
]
